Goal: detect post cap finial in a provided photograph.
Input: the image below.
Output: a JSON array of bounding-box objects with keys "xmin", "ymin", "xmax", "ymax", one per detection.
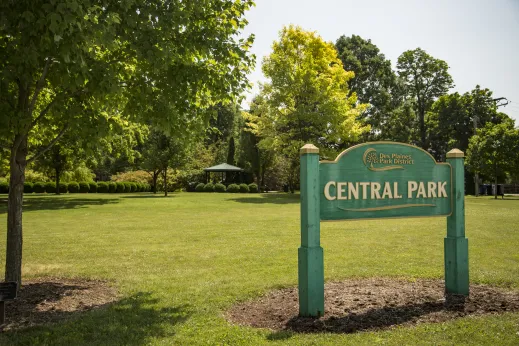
[
  {"xmin": 300, "ymin": 144, "xmax": 319, "ymax": 155},
  {"xmin": 446, "ymin": 148, "xmax": 464, "ymax": 158}
]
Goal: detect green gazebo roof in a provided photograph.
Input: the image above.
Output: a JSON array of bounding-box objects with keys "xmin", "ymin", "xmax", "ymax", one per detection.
[{"xmin": 203, "ymin": 163, "xmax": 244, "ymax": 172}]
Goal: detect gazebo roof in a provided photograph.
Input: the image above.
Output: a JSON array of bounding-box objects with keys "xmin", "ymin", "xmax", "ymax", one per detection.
[{"xmin": 203, "ymin": 163, "xmax": 244, "ymax": 172}]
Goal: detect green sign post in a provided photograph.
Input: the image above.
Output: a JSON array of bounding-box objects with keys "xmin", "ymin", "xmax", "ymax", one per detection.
[{"xmin": 299, "ymin": 142, "xmax": 468, "ymax": 317}]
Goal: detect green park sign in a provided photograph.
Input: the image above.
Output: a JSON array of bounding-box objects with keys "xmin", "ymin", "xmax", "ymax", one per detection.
[{"xmin": 298, "ymin": 142, "xmax": 469, "ymax": 317}]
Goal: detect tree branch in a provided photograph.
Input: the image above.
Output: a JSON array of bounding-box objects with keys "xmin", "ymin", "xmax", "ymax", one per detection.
[
  {"xmin": 27, "ymin": 123, "xmax": 69, "ymax": 164},
  {"xmin": 29, "ymin": 58, "xmax": 52, "ymax": 115},
  {"xmin": 29, "ymin": 94, "xmax": 60, "ymax": 130}
]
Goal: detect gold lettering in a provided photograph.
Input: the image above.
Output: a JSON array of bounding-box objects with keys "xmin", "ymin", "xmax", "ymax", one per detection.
[
  {"xmin": 337, "ymin": 182, "xmax": 347, "ymax": 200},
  {"xmin": 371, "ymin": 182, "xmax": 382, "ymax": 199},
  {"xmin": 348, "ymin": 182, "xmax": 359, "ymax": 200}
]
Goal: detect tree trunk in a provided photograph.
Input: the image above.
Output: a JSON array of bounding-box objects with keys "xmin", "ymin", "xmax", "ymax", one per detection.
[
  {"xmin": 6, "ymin": 135, "xmax": 28, "ymax": 287},
  {"xmin": 152, "ymin": 172, "xmax": 158, "ymax": 194},
  {"xmin": 419, "ymin": 108, "xmax": 426, "ymax": 150},
  {"xmin": 494, "ymin": 164, "xmax": 498, "ymax": 200},
  {"xmin": 55, "ymin": 167, "xmax": 61, "ymax": 195},
  {"xmin": 163, "ymin": 169, "xmax": 168, "ymax": 197}
]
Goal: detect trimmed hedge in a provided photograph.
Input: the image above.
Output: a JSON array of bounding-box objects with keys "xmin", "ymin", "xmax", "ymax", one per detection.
[
  {"xmin": 24, "ymin": 182, "xmax": 33, "ymax": 193},
  {"xmin": 116, "ymin": 182, "xmax": 126, "ymax": 193},
  {"xmin": 0, "ymin": 181, "xmax": 9, "ymax": 193},
  {"xmin": 45, "ymin": 182, "xmax": 56, "ymax": 194},
  {"xmin": 79, "ymin": 182, "xmax": 90, "ymax": 193},
  {"xmin": 89, "ymin": 182, "xmax": 98, "ymax": 193},
  {"xmin": 108, "ymin": 182, "xmax": 117, "ymax": 193},
  {"xmin": 58, "ymin": 182, "xmax": 68, "ymax": 194},
  {"xmin": 33, "ymin": 182, "xmax": 46, "ymax": 193},
  {"xmin": 214, "ymin": 183, "xmax": 226, "ymax": 193},
  {"xmin": 129, "ymin": 182, "xmax": 138, "ymax": 192},
  {"xmin": 195, "ymin": 183, "xmax": 205, "ymax": 192},
  {"xmin": 68, "ymin": 182, "xmax": 80, "ymax": 193},
  {"xmin": 203, "ymin": 183, "xmax": 214, "ymax": 192},
  {"xmin": 97, "ymin": 182, "xmax": 109, "ymax": 193},
  {"xmin": 248, "ymin": 183, "xmax": 258, "ymax": 193},
  {"xmin": 227, "ymin": 184, "xmax": 239, "ymax": 193},
  {"xmin": 239, "ymin": 183, "xmax": 249, "ymax": 193},
  {"xmin": 124, "ymin": 182, "xmax": 132, "ymax": 193}
]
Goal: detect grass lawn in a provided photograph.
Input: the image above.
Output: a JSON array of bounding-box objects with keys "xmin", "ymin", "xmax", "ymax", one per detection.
[{"xmin": 0, "ymin": 192, "xmax": 518, "ymax": 345}]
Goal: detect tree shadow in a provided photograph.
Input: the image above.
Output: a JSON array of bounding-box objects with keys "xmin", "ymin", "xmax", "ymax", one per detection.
[
  {"xmin": 120, "ymin": 194, "xmax": 176, "ymax": 199},
  {"xmin": 0, "ymin": 282, "xmax": 190, "ymax": 345},
  {"xmin": 279, "ymin": 299, "xmax": 467, "ymax": 335},
  {"xmin": 0, "ymin": 196, "xmax": 120, "ymax": 215},
  {"xmin": 226, "ymin": 193, "xmax": 300, "ymax": 205}
]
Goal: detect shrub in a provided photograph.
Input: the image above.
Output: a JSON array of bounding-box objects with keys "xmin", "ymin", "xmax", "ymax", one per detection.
[
  {"xmin": 0, "ymin": 180, "xmax": 9, "ymax": 194},
  {"xmin": 32, "ymin": 182, "xmax": 46, "ymax": 193},
  {"xmin": 116, "ymin": 182, "xmax": 126, "ymax": 193},
  {"xmin": 45, "ymin": 182, "xmax": 56, "ymax": 194},
  {"xmin": 79, "ymin": 182, "xmax": 90, "ymax": 193},
  {"xmin": 145, "ymin": 184, "xmax": 151, "ymax": 192},
  {"xmin": 248, "ymin": 183, "xmax": 258, "ymax": 193},
  {"xmin": 239, "ymin": 183, "xmax": 249, "ymax": 193},
  {"xmin": 203, "ymin": 183, "xmax": 214, "ymax": 192},
  {"xmin": 124, "ymin": 182, "xmax": 132, "ymax": 193},
  {"xmin": 195, "ymin": 183, "xmax": 205, "ymax": 192},
  {"xmin": 129, "ymin": 182, "xmax": 138, "ymax": 192},
  {"xmin": 97, "ymin": 182, "xmax": 109, "ymax": 193},
  {"xmin": 68, "ymin": 182, "xmax": 80, "ymax": 193},
  {"xmin": 108, "ymin": 182, "xmax": 117, "ymax": 193},
  {"xmin": 214, "ymin": 183, "xmax": 226, "ymax": 193},
  {"xmin": 23, "ymin": 182, "xmax": 33, "ymax": 193},
  {"xmin": 89, "ymin": 182, "xmax": 98, "ymax": 193},
  {"xmin": 227, "ymin": 184, "xmax": 239, "ymax": 193},
  {"xmin": 58, "ymin": 182, "xmax": 68, "ymax": 194},
  {"xmin": 110, "ymin": 170, "xmax": 151, "ymax": 184}
]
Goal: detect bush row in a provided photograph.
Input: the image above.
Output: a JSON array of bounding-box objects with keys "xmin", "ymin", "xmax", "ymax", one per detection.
[
  {"xmin": 194, "ymin": 183, "xmax": 258, "ymax": 193},
  {"xmin": 0, "ymin": 181, "xmax": 152, "ymax": 194}
]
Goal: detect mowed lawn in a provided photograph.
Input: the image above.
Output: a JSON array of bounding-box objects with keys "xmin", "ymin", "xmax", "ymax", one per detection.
[{"xmin": 0, "ymin": 193, "xmax": 518, "ymax": 345}]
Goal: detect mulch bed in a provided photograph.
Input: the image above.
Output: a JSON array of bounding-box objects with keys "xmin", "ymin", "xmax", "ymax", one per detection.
[
  {"xmin": 2, "ymin": 278, "xmax": 118, "ymax": 331},
  {"xmin": 227, "ymin": 278, "xmax": 519, "ymax": 334}
]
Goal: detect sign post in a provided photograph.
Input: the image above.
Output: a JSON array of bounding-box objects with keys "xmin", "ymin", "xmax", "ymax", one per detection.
[
  {"xmin": 298, "ymin": 144, "xmax": 324, "ymax": 317},
  {"xmin": 299, "ymin": 142, "xmax": 469, "ymax": 317},
  {"xmin": 445, "ymin": 149, "xmax": 469, "ymax": 295}
]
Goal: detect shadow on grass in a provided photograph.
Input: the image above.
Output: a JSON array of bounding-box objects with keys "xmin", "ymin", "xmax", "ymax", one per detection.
[
  {"xmin": 227, "ymin": 193, "xmax": 300, "ymax": 205},
  {"xmin": 1, "ymin": 286, "xmax": 190, "ymax": 345},
  {"xmin": 0, "ymin": 196, "xmax": 120, "ymax": 214},
  {"xmin": 121, "ymin": 194, "xmax": 175, "ymax": 199}
]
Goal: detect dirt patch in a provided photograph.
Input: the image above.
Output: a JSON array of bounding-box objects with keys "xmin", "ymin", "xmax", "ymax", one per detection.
[
  {"xmin": 2, "ymin": 278, "xmax": 118, "ymax": 331},
  {"xmin": 227, "ymin": 278, "xmax": 519, "ymax": 334}
]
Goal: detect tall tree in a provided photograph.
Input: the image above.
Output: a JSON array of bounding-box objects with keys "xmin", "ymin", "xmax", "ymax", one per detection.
[
  {"xmin": 397, "ymin": 48, "xmax": 454, "ymax": 149},
  {"xmin": 253, "ymin": 26, "xmax": 369, "ymax": 190},
  {"xmin": 335, "ymin": 35, "xmax": 400, "ymax": 140},
  {"xmin": 0, "ymin": 0, "xmax": 254, "ymax": 286},
  {"xmin": 466, "ymin": 120, "xmax": 519, "ymax": 199}
]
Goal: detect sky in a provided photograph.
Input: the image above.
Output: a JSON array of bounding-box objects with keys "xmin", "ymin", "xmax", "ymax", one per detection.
[{"xmin": 240, "ymin": 0, "xmax": 519, "ymax": 122}]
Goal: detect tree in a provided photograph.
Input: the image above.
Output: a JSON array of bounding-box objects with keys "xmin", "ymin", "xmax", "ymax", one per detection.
[
  {"xmin": 466, "ymin": 120, "xmax": 519, "ymax": 199},
  {"xmin": 335, "ymin": 35, "xmax": 400, "ymax": 140},
  {"xmin": 141, "ymin": 129, "xmax": 188, "ymax": 197},
  {"xmin": 0, "ymin": 0, "xmax": 254, "ymax": 286},
  {"xmin": 397, "ymin": 48, "xmax": 454, "ymax": 149},
  {"xmin": 253, "ymin": 26, "xmax": 369, "ymax": 190}
]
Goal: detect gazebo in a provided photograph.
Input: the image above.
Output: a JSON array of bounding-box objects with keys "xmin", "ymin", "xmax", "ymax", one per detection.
[{"xmin": 203, "ymin": 163, "xmax": 244, "ymax": 185}]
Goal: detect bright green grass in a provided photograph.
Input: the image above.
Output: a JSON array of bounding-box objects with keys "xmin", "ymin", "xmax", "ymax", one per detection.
[{"xmin": 0, "ymin": 193, "xmax": 518, "ymax": 345}]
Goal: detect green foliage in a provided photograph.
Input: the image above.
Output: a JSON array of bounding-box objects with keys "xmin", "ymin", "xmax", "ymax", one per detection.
[
  {"xmin": 23, "ymin": 182, "xmax": 33, "ymax": 194},
  {"xmin": 239, "ymin": 183, "xmax": 249, "ymax": 193},
  {"xmin": 24, "ymin": 170, "xmax": 50, "ymax": 183},
  {"xmin": 123, "ymin": 182, "xmax": 132, "ymax": 193},
  {"xmin": 61, "ymin": 164, "xmax": 95, "ymax": 183},
  {"xmin": 111, "ymin": 171, "xmax": 151, "ymax": 184},
  {"xmin": 0, "ymin": 180, "xmax": 8, "ymax": 193},
  {"xmin": 116, "ymin": 182, "xmax": 126, "ymax": 193},
  {"xmin": 214, "ymin": 183, "xmax": 226, "ymax": 193},
  {"xmin": 89, "ymin": 182, "xmax": 98, "ymax": 193},
  {"xmin": 33, "ymin": 182, "xmax": 46, "ymax": 193},
  {"xmin": 97, "ymin": 182, "xmax": 109, "ymax": 193},
  {"xmin": 397, "ymin": 48, "xmax": 454, "ymax": 149},
  {"xmin": 248, "ymin": 183, "xmax": 258, "ymax": 193},
  {"xmin": 79, "ymin": 182, "xmax": 90, "ymax": 193},
  {"xmin": 129, "ymin": 182, "xmax": 138, "ymax": 193},
  {"xmin": 195, "ymin": 183, "xmax": 205, "ymax": 192},
  {"xmin": 203, "ymin": 183, "xmax": 215, "ymax": 192},
  {"xmin": 227, "ymin": 184, "xmax": 240, "ymax": 193},
  {"xmin": 108, "ymin": 182, "xmax": 117, "ymax": 193},
  {"xmin": 45, "ymin": 182, "xmax": 56, "ymax": 194},
  {"xmin": 67, "ymin": 182, "xmax": 79, "ymax": 193},
  {"xmin": 58, "ymin": 182, "xmax": 68, "ymax": 194}
]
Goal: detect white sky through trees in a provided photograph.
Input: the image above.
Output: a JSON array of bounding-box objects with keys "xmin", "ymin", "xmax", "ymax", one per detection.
[{"xmin": 241, "ymin": 0, "xmax": 519, "ymax": 122}]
